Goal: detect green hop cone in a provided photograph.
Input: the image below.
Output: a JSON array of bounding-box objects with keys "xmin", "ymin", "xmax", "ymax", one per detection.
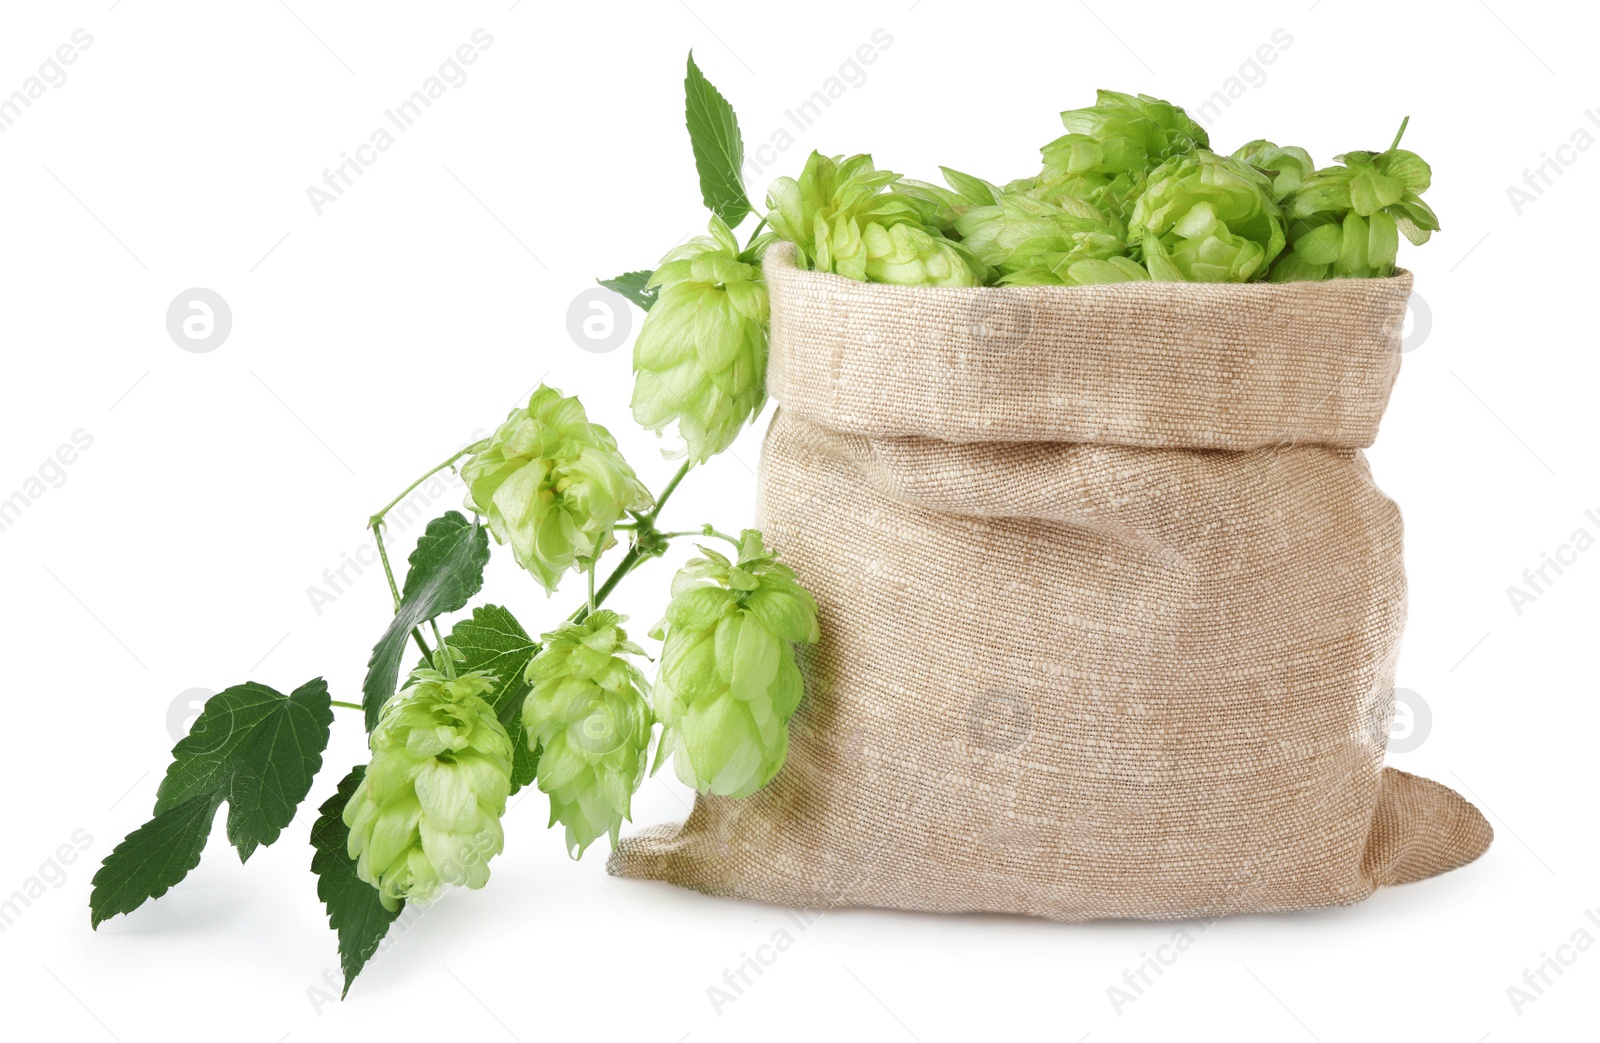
[
  {"xmin": 1024, "ymin": 168, "xmax": 1146, "ymax": 227},
  {"xmin": 343, "ymin": 667, "xmax": 513, "ymax": 909},
  {"xmin": 765, "ymin": 152, "xmax": 988, "ymax": 287},
  {"xmin": 652, "ymin": 530, "xmax": 820, "ymax": 799},
  {"xmin": 954, "ymin": 192, "xmax": 1131, "ymax": 286},
  {"xmin": 896, "ymin": 166, "xmax": 1001, "ymax": 236},
  {"xmin": 522, "ymin": 610, "xmax": 654, "ymax": 858},
  {"xmin": 1050, "ymin": 90, "xmax": 1210, "ymax": 174},
  {"xmin": 1232, "ymin": 140, "xmax": 1317, "ymax": 202},
  {"xmin": 1034, "ymin": 90, "xmax": 1209, "ymax": 222},
  {"xmin": 463, "ymin": 385, "xmax": 652, "ymax": 594},
  {"xmin": 822, "ymin": 218, "xmax": 989, "ymax": 287},
  {"xmin": 631, "ymin": 216, "xmax": 770, "ymax": 464},
  {"xmin": 1271, "ymin": 137, "xmax": 1439, "ymax": 281},
  {"xmin": 1128, "ymin": 150, "xmax": 1286, "ymax": 282}
]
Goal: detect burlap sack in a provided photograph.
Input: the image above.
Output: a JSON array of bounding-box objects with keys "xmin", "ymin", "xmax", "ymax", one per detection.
[{"xmin": 610, "ymin": 243, "xmax": 1492, "ymax": 920}]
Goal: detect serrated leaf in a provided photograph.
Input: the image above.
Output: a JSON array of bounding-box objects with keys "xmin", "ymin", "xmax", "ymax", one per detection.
[
  {"xmin": 597, "ymin": 270, "xmax": 657, "ymax": 313},
  {"xmin": 311, "ymin": 766, "xmax": 403, "ymax": 996},
  {"xmin": 684, "ymin": 51, "xmax": 751, "ymax": 226},
  {"xmin": 155, "ymin": 679, "xmax": 335, "ymax": 861},
  {"xmin": 89, "ymin": 795, "xmax": 219, "ymax": 928},
  {"xmin": 441, "ymin": 605, "xmax": 542, "ymax": 794},
  {"xmin": 363, "ymin": 511, "xmax": 491, "ymax": 730},
  {"xmin": 90, "ymin": 678, "xmax": 334, "ymax": 927}
]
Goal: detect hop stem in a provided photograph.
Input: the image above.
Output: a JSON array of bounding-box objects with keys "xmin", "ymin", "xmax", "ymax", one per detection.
[
  {"xmin": 365, "ymin": 439, "xmax": 488, "ymax": 662},
  {"xmin": 367, "ymin": 440, "xmax": 489, "ymax": 534},
  {"xmin": 571, "ymin": 460, "xmax": 695, "ymax": 626},
  {"xmin": 1390, "ymin": 116, "xmax": 1410, "ymax": 151}
]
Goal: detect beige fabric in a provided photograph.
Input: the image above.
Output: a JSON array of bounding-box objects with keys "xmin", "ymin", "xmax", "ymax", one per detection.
[{"xmin": 609, "ymin": 244, "xmax": 1491, "ymax": 920}]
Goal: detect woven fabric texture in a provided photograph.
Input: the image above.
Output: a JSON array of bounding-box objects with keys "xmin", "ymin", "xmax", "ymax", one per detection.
[{"xmin": 609, "ymin": 244, "xmax": 1491, "ymax": 920}]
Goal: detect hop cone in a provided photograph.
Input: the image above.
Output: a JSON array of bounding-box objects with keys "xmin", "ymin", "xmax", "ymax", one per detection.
[
  {"xmin": 896, "ymin": 166, "xmax": 1000, "ymax": 236},
  {"xmin": 1035, "ymin": 90, "xmax": 1209, "ymax": 222},
  {"xmin": 652, "ymin": 530, "xmax": 820, "ymax": 798},
  {"xmin": 1271, "ymin": 145, "xmax": 1439, "ymax": 281},
  {"xmin": 1128, "ymin": 150, "xmax": 1286, "ymax": 282},
  {"xmin": 1232, "ymin": 140, "xmax": 1316, "ymax": 202},
  {"xmin": 343, "ymin": 667, "xmax": 513, "ymax": 909},
  {"xmin": 1025, "ymin": 168, "xmax": 1146, "ymax": 227},
  {"xmin": 631, "ymin": 216, "xmax": 769, "ymax": 463},
  {"xmin": 954, "ymin": 192, "xmax": 1133, "ymax": 286},
  {"xmin": 766, "ymin": 152, "xmax": 988, "ymax": 287},
  {"xmin": 463, "ymin": 385, "xmax": 652, "ymax": 594},
  {"xmin": 1051, "ymin": 90, "xmax": 1210, "ymax": 173},
  {"xmin": 522, "ymin": 610, "xmax": 653, "ymax": 858}
]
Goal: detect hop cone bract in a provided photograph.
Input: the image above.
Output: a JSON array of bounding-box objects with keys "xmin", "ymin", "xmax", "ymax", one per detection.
[
  {"xmin": 522, "ymin": 610, "xmax": 653, "ymax": 858},
  {"xmin": 954, "ymin": 192, "xmax": 1134, "ymax": 286},
  {"xmin": 343, "ymin": 668, "xmax": 513, "ymax": 909},
  {"xmin": 1051, "ymin": 90, "xmax": 1210, "ymax": 174},
  {"xmin": 652, "ymin": 530, "xmax": 820, "ymax": 799},
  {"xmin": 765, "ymin": 152, "xmax": 988, "ymax": 287},
  {"xmin": 1034, "ymin": 90, "xmax": 1209, "ymax": 222},
  {"xmin": 1270, "ymin": 146, "xmax": 1439, "ymax": 281},
  {"xmin": 463, "ymin": 385, "xmax": 652, "ymax": 594},
  {"xmin": 1128, "ymin": 150, "xmax": 1286, "ymax": 282},
  {"xmin": 631, "ymin": 216, "xmax": 770, "ymax": 463},
  {"xmin": 1232, "ymin": 140, "xmax": 1317, "ymax": 202}
]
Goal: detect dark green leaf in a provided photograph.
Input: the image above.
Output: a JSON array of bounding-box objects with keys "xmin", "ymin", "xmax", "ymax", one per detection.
[
  {"xmin": 363, "ymin": 511, "xmax": 491, "ymax": 730},
  {"xmin": 155, "ymin": 678, "xmax": 335, "ymax": 861},
  {"xmin": 441, "ymin": 605, "xmax": 541, "ymax": 794},
  {"xmin": 684, "ymin": 51, "xmax": 751, "ymax": 226},
  {"xmin": 90, "ymin": 678, "xmax": 334, "ymax": 926},
  {"xmin": 310, "ymin": 766, "xmax": 403, "ymax": 996},
  {"xmin": 597, "ymin": 270, "xmax": 657, "ymax": 313},
  {"xmin": 90, "ymin": 795, "xmax": 219, "ymax": 928}
]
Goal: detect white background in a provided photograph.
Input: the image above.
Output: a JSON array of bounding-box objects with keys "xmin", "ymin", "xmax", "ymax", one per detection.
[{"xmin": 1, "ymin": 1, "xmax": 1596, "ymax": 1040}]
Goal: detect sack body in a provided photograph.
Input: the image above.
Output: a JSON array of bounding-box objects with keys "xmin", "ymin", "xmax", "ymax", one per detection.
[{"xmin": 610, "ymin": 244, "xmax": 1492, "ymax": 920}]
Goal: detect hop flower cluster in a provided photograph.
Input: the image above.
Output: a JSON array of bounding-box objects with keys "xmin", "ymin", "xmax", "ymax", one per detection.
[
  {"xmin": 462, "ymin": 385, "xmax": 652, "ymax": 594},
  {"xmin": 344, "ymin": 667, "xmax": 513, "ymax": 909},
  {"xmin": 1034, "ymin": 89, "xmax": 1211, "ymax": 224},
  {"xmin": 632, "ymin": 216, "xmax": 771, "ymax": 463},
  {"xmin": 522, "ymin": 611, "xmax": 654, "ymax": 858},
  {"xmin": 1270, "ymin": 142, "xmax": 1440, "ymax": 281},
  {"xmin": 760, "ymin": 91, "xmax": 1437, "ymax": 286},
  {"xmin": 955, "ymin": 192, "xmax": 1139, "ymax": 287},
  {"xmin": 652, "ymin": 530, "xmax": 820, "ymax": 798},
  {"xmin": 1128, "ymin": 151, "xmax": 1286, "ymax": 283},
  {"xmin": 766, "ymin": 152, "xmax": 988, "ymax": 287}
]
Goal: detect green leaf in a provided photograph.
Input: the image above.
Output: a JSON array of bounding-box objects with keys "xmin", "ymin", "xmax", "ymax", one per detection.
[
  {"xmin": 363, "ymin": 511, "xmax": 491, "ymax": 730},
  {"xmin": 310, "ymin": 766, "xmax": 403, "ymax": 997},
  {"xmin": 89, "ymin": 795, "xmax": 218, "ymax": 928},
  {"xmin": 440, "ymin": 605, "xmax": 542, "ymax": 794},
  {"xmin": 90, "ymin": 678, "xmax": 334, "ymax": 927},
  {"xmin": 597, "ymin": 270, "xmax": 657, "ymax": 313},
  {"xmin": 684, "ymin": 51, "xmax": 751, "ymax": 226},
  {"xmin": 155, "ymin": 679, "xmax": 335, "ymax": 861}
]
